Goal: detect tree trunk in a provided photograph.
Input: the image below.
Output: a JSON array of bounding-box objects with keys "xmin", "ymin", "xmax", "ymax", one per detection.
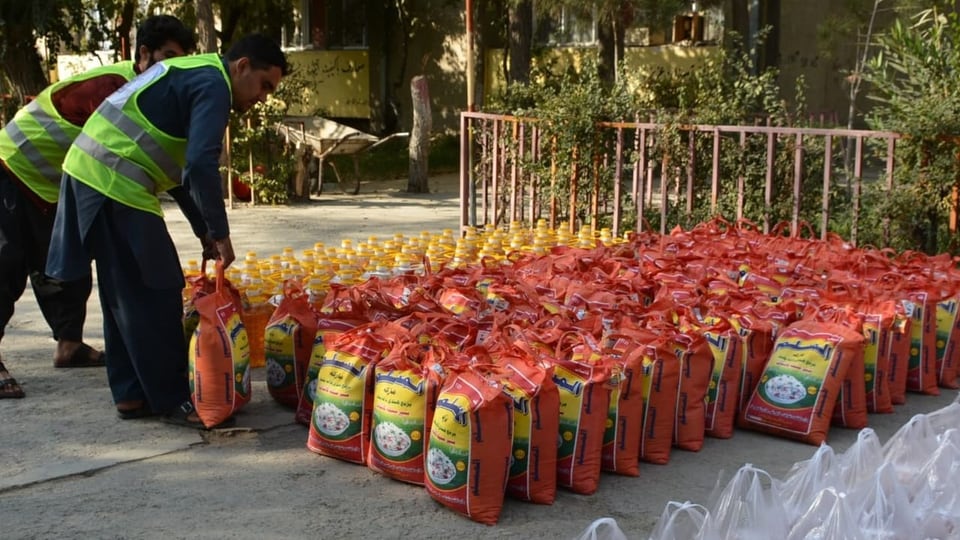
[
  {"xmin": 597, "ymin": 18, "xmax": 615, "ymax": 87},
  {"xmin": 508, "ymin": 0, "xmax": 532, "ymax": 85},
  {"xmin": 1, "ymin": 21, "xmax": 48, "ymax": 101},
  {"xmin": 196, "ymin": 0, "xmax": 218, "ymax": 53},
  {"xmin": 116, "ymin": 0, "xmax": 135, "ymax": 61},
  {"xmin": 292, "ymin": 144, "xmax": 312, "ymax": 201},
  {"xmin": 407, "ymin": 75, "xmax": 431, "ymax": 193}
]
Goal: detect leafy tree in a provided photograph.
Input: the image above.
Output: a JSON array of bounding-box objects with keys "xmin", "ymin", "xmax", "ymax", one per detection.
[{"xmin": 862, "ymin": 1, "xmax": 960, "ymax": 252}]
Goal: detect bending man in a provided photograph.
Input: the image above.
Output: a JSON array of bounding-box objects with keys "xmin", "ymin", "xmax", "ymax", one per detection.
[{"xmin": 47, "ymin": 34, "xmax": 288, "ymax": 425}]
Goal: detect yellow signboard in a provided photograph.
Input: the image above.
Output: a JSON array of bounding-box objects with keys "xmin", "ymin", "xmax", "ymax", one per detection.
[{"xmin": 285, "ymin": 50, "xmax": 370, "ymax": 118}]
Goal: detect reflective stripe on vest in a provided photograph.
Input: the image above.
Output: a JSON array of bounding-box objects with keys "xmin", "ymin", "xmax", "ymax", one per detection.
[
  {"xmin": 71, "ymin": 133, "xmax": 156, "ymax": 193},
  {"xmin": 2, "ymin": 119, "xmax": 62, "ymax": 182},
  {"xmin": 97, "ymin": 100, "xmax": 181, "ymax": 183},
  {"xmin": 10, "ymin": 101, "xmax": 74, "ymax": 151}
]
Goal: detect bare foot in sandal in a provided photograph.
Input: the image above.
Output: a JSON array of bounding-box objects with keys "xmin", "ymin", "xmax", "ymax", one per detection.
[
  {"xmin": 0, "ymin": 360, "xmax": 25, "ymax": 399},
  {"xmin": 53, "ymin": 340, "xmax": 105, "ymax": 368}
]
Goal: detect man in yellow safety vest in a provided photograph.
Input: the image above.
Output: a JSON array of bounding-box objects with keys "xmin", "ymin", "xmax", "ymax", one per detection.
[
  {"xmin": 47, "ymin": 34, "xmax": 287, "ymax": 426},
  {"xmin": 0, "ymin": 15, "xmax": 195, "ymax": 399}
]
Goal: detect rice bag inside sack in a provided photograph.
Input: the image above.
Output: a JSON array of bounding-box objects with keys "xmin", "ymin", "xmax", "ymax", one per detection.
[
  {"xmin": 887, "ymin": 310, "xmax": 912, "ymax": 405},
  {"xmin": 307, "ymin": 322, "xmax": 403, "ymax": 464},
  {"xmin": 935, "ymin": 290, "xmax": 960, "ymax": 389},
  {"xmin": 498, "ymin": 351, "xmax": 560, "ymax": 504},
  {"xmin": 368, "ymin": 342, "xmax": 443, "ymax": 485},
  {"xmin": 600, "ymin": 334, "xmax": 648, "ymax": 477},
  {"xmin": 704, "ymin": 317, "xmax": 743, "ymax": 439},
  {"xmin": 188, "ymin": 261, "xmax": 251, "ymax": 428},
  {"xmin": 672, "ymin": 332, "xmax": 714, "ymax": 452},
  {"xmin": 552, "ymin": 332, "xmax": 614, "ymax": 494},
  {"xmin": 742, "ymin": 320, "xmax": 862, "ymax": 445},
  {"xmin": 425, "ymin": 369, "xmax": 513, "ymax": 525},
  {"xmin": 294, "ymin": 317, "xmax": 363, "ymax": 426},
  {"xmin": 859, "ymin": 302, "xmax": 895, "ymax": 414},
  {"xmin": 640, "ymin": 338, "xmax": 681, "ymax": 465},
  {"xmin": 807, "ymin": 304, "xmax": 868, "ymax": 430},
  {"xmin": 264, "ymin": 281, "xmax": 320, "ymax": 409},
  {"xmin": 904, "ymin": 289, "xmax": 940, "ymax": 396},
  {"xmin": 730, "ymin": 314, "xmax": 776, "ymax": 427}
]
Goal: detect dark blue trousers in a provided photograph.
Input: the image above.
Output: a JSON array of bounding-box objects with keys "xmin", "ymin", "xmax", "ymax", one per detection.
[{"xmin": 52, "ymin": 176, "xmax": 189, "ymax": 413}]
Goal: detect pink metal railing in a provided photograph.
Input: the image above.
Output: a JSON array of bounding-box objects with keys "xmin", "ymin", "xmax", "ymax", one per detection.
[{"xmin": 459, "ymin": 111, "xmax": 901, "ymax": 245}]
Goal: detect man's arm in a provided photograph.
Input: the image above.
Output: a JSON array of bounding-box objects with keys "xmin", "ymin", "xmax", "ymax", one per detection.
[{"xmin": 181, "ymin": 68, "xmax": 235, "ymax": 266}]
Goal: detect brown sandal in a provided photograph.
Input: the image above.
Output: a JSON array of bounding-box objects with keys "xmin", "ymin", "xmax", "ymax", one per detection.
[
  {"xmin": 0, "ymin": 361, "xmax": 24, "ymax": 399},
  {"xmin": 53, "ymin": 343, "xmax": 105, "ymax": 368}
]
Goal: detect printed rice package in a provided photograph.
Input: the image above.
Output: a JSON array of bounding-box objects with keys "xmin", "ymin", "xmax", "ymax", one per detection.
[
  {"xmin": 742, "ymin": 320, "xmax": 862, "ymax": 445},
  {"xmin": 904, "ymin": 291, "xmax": 940, "ymax": 396},
  {"xmin": 861, "ymin": 306, "xmax": 894, "ymax": 414},
  {"xmin": 730, "ymin": 314, "xmax": 775, "ymax": 427},
  {"xmin": 307, "ymin": 322, "xmax": 402, "ymax": 464},
  {"xmin": 188, "ymin": 261, "xmax": 251, "ymax": 428},
  {"xmin": 640, "ymin": 340, "xmax": 681, "ymax": 465},
  {"xmin": 600, "ymin": 337, "xmax": 646, "ymax": 477},
  {"xmin": 701, "ymin": 322, "xmax": 743, "ymax": 439},
  {"xmin": 553, "ymin": 334, "xmax": 615, "ymax": 494},
  {"xmin": 887, "ymin": 311, "xmax": 911, "ymax": 405},
  {"xmin": 935, "ymin": 296, "xmax": 960, "ymax": 389},
  {"xmin": 499, "ymin": 354, "xmax": 560, "ymax": 504},
  {"xmin": 294, "ymin": 318, "xmax": 363, "ymax": 426},
  {"xmin": 264, "ymin": 282, "xmax": 320, "ymax": 409},
  {"xmin": 367, "ymin": 343, "xmax": 442, "ymax": 485},
  {"xmin": 425, "ymin": 369, "xmax": 513, "ymax": 525}
]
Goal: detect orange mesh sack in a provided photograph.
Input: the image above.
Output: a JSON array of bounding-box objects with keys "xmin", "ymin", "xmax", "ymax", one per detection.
[
  {"xmin": 672, "ymin": 332, "xmax": 714, "ymax": 452},
  {"xmin": 859, "ymin": 302, "xmax": 896, "ymax": 414},
  {"xmin": 307, "ymin": 322, "xmax": 403, "ymax": 464},
  {"xmin": 742, "ymin": 320, "xmax": 862, "ymax": 446},
  {"xmin": 640, "ymin": 339, "xmax": 681, "ymax": 465},
  {"xmin": 264, "ymin": 281, "xmax": 320, "ymax": 409},
  {"xmin": 700, "ymin": 318, "xmax": 743, "ymax": 439},
  {"xmin": 188, "ymin": 261, "xmax": 252, "ymax": 428},
  {"xmin": 601, "ymin": 334, "xmax": 648, "ymax": 477},
  {"xmin": 731, "ymin": 314, "xmax": 776, "ymax": 428},
  {"xmin": 904, "ymin": 289, "xmax": 940, "ymax": 395},
  {"xmin": 887, "ymin": 311, "xmax": 911, "ymax": 405},
  {"xmin": 497, "ymin": 350, "xmax": 560, "ymax": 504},
  {"xmin": 425, "ymin": 368, "xmax": 513, "ymax": 525},
  {"xmin": 935, "ymin": 293, "xmax": 960, "ymax": 389},
  {"xmin": 552, "ymin": 332, "xmax": 614, "ymax": 495}
]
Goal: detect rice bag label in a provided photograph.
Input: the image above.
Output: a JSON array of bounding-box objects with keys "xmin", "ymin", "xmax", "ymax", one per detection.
[
  {"xmin": 602, "ymin": 375, "xmax": 622, "ymax": 449},
  {"xmin": 222, "ymin": 310, "xmax": 251, "ymax": 399},
  {"xmin": 264, "ymin": 318, "xmax": 297, "ymax": 390},
  {"xmin": 313, "ymin": 350, "xmax": 367, "ymax": 448},
  {"xmin": 745, "ymin": 333, "xmax": 839, "ymax": 435},
  {"xmin": 704, "ymin": 331, "xmax": 732, "ymax": 430},
  {"xmin": 554, "ymin": 365, "xmax": 588, "ymax": 466},
  {"xmin": 370, "ymin": 368, "xmax": 427, "ymax": 472},
  {"xmin": 862, "ymin": 317, "xmax": 881, "ymax": 397},
  {"xmin": 426, "ymin": 394, "xmax": 472, "ymax": 494},
  {"xmin": 936, "ymin": 299, "xmax": 958, "ymax": 369}
]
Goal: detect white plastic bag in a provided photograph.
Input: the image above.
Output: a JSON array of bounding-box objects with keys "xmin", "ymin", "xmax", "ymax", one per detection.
[
  {"xmin": 574, "ymin": 517, "xmax": 628, "ymax": 540},
  {"xmin": 647, "ymin": 501, "xmax": 708, "ymax": 540},
  {"xmin": 838, "ymin": 428, "xmax": 884, "ymax": 491},
  {"xmin": 780, "ymin": 444, "xmax": 842, "ymax": 526},
  {"xmin": 926, "ymin": 398, "xmax": 960, "ymax": 437},
  {"xmin": 910, "ymin": 428, "xmax": 960, "ymax": 539},
  {"xmin": 786, "ymin": 487, "xmax": 863, "ymax": 540},
  {"xmin": 882, "ymin": 414, "xmax": 939, "ymax": 484},
  {"xmin": 848, "ymin": 462, "xmax": 917, "ymax": 540},
  {"xmin": 700, "ymin": 464, "xmax": 788, "ymax": 540}
]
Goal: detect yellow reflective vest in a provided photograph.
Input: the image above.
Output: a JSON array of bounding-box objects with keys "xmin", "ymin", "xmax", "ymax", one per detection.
[
  {"xmin": 0, "ymin": 61, "xmax": 136, "ymax": 203},
  {"xmin": 62, "ymin": 54, "xmax": 231, "ymax": 216}
]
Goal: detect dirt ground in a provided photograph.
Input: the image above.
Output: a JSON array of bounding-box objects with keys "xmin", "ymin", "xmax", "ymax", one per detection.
[{"xmin": 1, "ymin": 172, "xmax": 957, "ymax": 539}]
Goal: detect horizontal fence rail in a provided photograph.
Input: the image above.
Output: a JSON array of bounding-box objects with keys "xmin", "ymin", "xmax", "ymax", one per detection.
[{"xmin": 459, "ymin": 111, "xmax": 902, "ymax": 246}]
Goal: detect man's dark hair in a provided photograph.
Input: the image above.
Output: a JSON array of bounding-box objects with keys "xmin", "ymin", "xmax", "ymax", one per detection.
[
  {"xmin": 136, "ymin": 15, "xmax": 196, "ymax": 54},
  {"xmin": 225, "ymin": 34, "xmax": 289, "ymax": 76}
]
